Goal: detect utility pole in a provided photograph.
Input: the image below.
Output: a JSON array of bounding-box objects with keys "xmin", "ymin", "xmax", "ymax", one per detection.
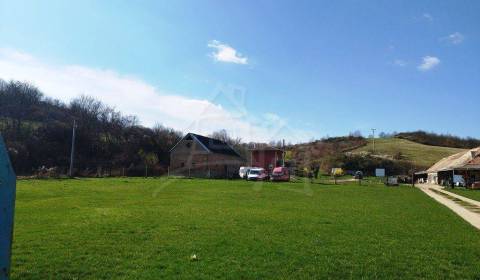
[
  {"xmin": 371, "ymin": 128, "xmax": 376, "ymax": 154},
  {"xmin": 69, "ymin": 120, "xmax": 76, "ymax": 178}
]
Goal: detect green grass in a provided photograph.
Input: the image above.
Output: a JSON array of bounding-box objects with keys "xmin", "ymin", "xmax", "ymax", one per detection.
[
  {"xmin": 12, "ymin": 178, "xmax": 480, "ymax": 279},
  {"xmin": 447, "ymin": 188, "xmax": 480, "ymax": 202},
  {"xmin": 353, "ymin": 138, "xmax": 466, "ymax": 168}
]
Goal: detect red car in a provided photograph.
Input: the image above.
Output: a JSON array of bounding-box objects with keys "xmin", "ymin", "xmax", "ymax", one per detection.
[{"xmin": 270, "ymin": 167, "xmax": 290, "ymax": 182}]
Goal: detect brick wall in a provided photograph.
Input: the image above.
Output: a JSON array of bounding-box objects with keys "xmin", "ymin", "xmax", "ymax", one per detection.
[{"xmin": 170, "ymin": 138, "xmax": 244, "ymax": 178}]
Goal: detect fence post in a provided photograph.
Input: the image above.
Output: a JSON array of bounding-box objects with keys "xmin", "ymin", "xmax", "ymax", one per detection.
[{"xmin": 0, "ymin": 135, "xmax": 16, "ymax": 280}]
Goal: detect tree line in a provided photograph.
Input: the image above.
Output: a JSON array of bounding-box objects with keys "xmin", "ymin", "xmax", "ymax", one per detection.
[
  {"xmin": 396, "ymin": 131, "xmax": 480, "ymax": 149},
  {"xmin": 0, "ymin": 79, "xmax": 182, "ymax": 176}
]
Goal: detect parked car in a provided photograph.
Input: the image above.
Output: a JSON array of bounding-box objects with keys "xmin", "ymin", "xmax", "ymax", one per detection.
[
  {"xmin": 239, "ymin": 166, "xmax": 253, "ymax": 179},
  {"xmin": 270, "ymin": 167, "xmax": 290, "ymax": 182},
  {"xmin": 247, "ymin": 168, "xmax": 269, "ymax": 181}
]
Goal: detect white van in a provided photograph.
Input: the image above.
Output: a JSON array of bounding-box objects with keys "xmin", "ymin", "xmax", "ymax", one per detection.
[
  {"xmin": 239, "ymin": 167, "xmax": 253, "ymax": 179},
  {"xmin": 247, "ymin": 168, "xmax": 269, "ymax": 181}
]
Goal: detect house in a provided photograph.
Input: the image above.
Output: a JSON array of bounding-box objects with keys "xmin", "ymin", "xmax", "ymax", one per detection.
[
  {"xmin": 169, "ymin": 133, "xmax": 244, "ymax": 178},
  {"xmin": 250, "ymin": 146, "xmax": 284, "ymax": 172},
  {"xmin": 416, "ymin": 147, "xmax": 480, "ymax": 186}
]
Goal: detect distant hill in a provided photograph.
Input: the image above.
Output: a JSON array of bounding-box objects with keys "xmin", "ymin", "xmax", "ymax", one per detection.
[
  {"xmin": 396, "ymin": 131, "xmax": 480, "ymax": 149},
  {"xmin": 352, "ymin": 138, "xmax": 466, "ymax": 168},
  {"xmin": 288, "ymin": 136, "xmax": 468, "ymax": 174}
]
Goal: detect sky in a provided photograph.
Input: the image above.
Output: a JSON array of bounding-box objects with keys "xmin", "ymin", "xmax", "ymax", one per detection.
[{"xmin": 0, "ymin": 0, "xmax": 479, "ymax": 142}]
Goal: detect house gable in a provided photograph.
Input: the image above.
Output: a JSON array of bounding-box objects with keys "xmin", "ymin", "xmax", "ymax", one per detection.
[
  {"xmin": 170, "ymin": 134, "xmax": 210, "ymax": 156},
  {"xmin": 170, "ymin": 133, "xmax": 242, "ymax": 158}
]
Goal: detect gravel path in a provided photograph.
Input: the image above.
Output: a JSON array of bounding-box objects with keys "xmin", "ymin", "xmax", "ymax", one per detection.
[{"xmin": 417, "ymin": 184, "xmax": 480, "ymax": 230}]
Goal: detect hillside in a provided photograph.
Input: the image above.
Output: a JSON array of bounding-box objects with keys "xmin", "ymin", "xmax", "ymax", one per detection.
[
  {"xmin": 396, "ymin": 131, "xmax": 480, "ymax": 149},
  {"xmin": 0, "ymin": 79, "xmax": 183, "ymax": 176},
  {"xmin": 289, "ymin": 136, "xmax": 367, "ymax": 169},
  {"xmin": 353, "ymin": 138, "xmax": 466, "ymax": 168}
]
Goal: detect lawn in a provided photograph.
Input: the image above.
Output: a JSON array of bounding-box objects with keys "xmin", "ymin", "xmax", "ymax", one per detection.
[
  {"xmin": 448, "ymin": 188, "xmax": 480, "ymax": 202},
  {"xmin": 12, "ymin": 178, "xmax": 480, "ymax": 279},
  {"xmin": 353, "ymin": 138, "xmax": 466, "ymax": 168}
]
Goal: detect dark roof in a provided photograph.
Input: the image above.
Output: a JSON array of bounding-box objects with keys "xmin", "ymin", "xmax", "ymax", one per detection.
[{"xmin": 186, "ymin": 133, "xmax": 241, "ymax": 157}]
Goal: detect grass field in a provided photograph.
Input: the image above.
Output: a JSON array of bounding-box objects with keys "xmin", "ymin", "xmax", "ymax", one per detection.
[
  {"xmin": 353, "ymin": 138, "xmax": 466, "ymax": 168},
  {"xmin": 12, "ymin": 178, "xmax": 480, "ymax": 279},
  {"xmin": 448, "ymin": 188, "xmax": 480, "ymax": 202}
]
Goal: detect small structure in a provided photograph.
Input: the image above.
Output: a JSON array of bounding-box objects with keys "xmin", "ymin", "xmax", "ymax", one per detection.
[
  {"xmin": 375, "ymin": 168, "xmax": 385, "ymax": 177},
  {"xmin": 0, "ymin": 135, "xmax": 16, "ymax": 280},
  {"xmin": 169, "ymin": 133, "xmax": 244, "ymax": 178},
  {"xmin": 250, "ymin": 146, "xmax": 284, "ymax": 172},
  {"xmin": 417, "ymin": 147, "xmax": 480, "ymax": 187}
]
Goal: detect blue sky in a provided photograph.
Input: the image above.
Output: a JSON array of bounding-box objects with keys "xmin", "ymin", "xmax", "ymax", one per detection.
[{"xmin": 0, "ymin": 0, "xmax": 479, "ymax": 142}]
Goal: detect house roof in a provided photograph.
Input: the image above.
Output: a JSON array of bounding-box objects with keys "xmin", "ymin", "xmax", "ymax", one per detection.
[
  {"xmin": 461, "ymin": 156, "xmax": 480, "ymax": 170},
  {"xmin": 172, "ymin": 133, "xmax": 241, "ymax": 157},
  {"xmin": 427, "ymin": 147, "xmax": 480, "ymax": 173},
  {"xmin": 467, "ymin": 156, "xmax": 480, "ymax": 165}
]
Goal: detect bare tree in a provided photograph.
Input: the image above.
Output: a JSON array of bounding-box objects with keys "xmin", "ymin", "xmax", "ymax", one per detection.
[{"xmin": 209, "ymin": 129, "xmax": 242, "ymax": 146}]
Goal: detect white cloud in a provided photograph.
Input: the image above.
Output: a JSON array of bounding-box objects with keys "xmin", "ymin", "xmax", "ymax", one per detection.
[
  {"xmin": 393, "ymin": 59, "xmax": 407, "ymax": 67},
  {"xmin": 422, "ymin": 13, "xmax": 433, "ymax": 22},
  {"xmin": 0, "ymin": 48, "xmax": 312, "ymax": 142},
  {"xmin": 442, "ymin": 32, "xmax": 464, "ymax": 45},
  {"xmin": 207, "ymin": 40, "xmax": 248, "ymax": 65},
  {"xmin": 418, "ymin": 56, "xmax": 440, "ymax": 71}
]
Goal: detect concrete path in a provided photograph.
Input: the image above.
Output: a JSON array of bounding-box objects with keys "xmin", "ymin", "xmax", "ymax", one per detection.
[{"xmin": 417, "ymin": 184, "xmax": 480, "ymax": 230}]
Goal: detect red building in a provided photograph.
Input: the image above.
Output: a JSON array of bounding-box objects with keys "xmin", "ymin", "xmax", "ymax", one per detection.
[{"xmin": 250, "ymin": 147, "xmax": 284, "ymax": 172}]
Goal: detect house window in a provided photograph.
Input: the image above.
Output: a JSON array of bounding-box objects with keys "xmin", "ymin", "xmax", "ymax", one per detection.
[
  {"xmin": 180, "ymin": 162, "xmax": 185, "ymax": 167},
  {"xmin": 186, "ymin": 142, "xmax": 192, "ymax": 148}
]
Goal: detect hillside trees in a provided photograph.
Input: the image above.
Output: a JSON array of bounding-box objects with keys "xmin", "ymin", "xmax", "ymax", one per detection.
[
  {"xmin": 396, "ymin": 131, "xmax": 480, "ymax": 149},
  {"xmin": 209, "ymin": 129, "xmax": 250, "ymax": 161},
  {"xmin": 0, "ymin": 79, "xmax": 182, "ymax": 176}
]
